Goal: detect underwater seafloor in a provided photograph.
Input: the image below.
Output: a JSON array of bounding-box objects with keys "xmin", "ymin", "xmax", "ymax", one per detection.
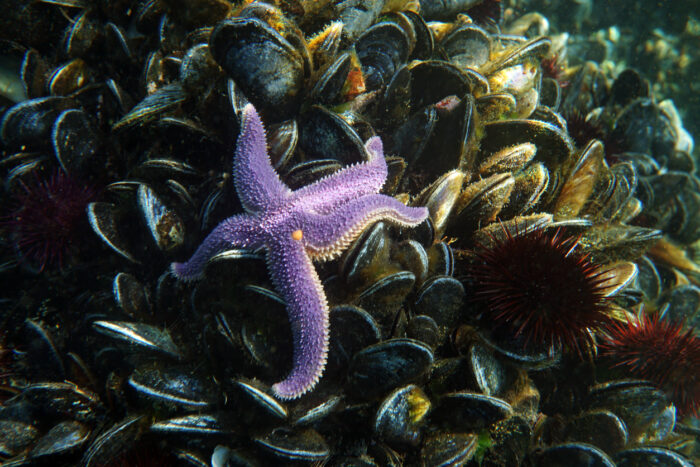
[{"xmin": 1, "ymin": 0, "xmax": 699, "ymax": 465}]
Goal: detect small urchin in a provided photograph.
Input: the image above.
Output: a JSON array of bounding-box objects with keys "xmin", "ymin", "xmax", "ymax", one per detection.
[
  {"xmin": 600, "ymin": 312, "xmax": 700, "ymax": 416},
  {"xmin": 469, "ymin": 227, "xmax": 612, "ymax": 353},
  {"xmin": 2, "ymin": 170, "xmax": 95, "ymax": 271}
]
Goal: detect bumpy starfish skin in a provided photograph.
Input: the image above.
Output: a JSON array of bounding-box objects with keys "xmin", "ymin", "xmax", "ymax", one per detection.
[{"xmin": 171, "ymin": 104, "xmax": 428, "ymax": 399}]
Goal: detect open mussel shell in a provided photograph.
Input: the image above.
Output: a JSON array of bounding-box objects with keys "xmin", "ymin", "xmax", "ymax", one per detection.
[{"xmin": 596, "ymin": 261, "xmax": 638, "ymax": 298}]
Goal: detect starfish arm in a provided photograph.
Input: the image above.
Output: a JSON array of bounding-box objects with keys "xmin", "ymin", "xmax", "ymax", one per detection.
[
  {"xmin": 302, "ymin": 193, "xmax": 429, "ymax": 261},
  {"xmin": 233, "ymin": 104, "xmax": 291, "ymax": 212},
  {"xmin": 292, "ymin": 136, "xmax": 388, "ymax": 214},
  {"xmin": 267, "ymin": 237, "xmax": 329, "ymax": 399},
  {"xmin": 171, "ymin": 214, "xmax": 260, "ymax": 281}
]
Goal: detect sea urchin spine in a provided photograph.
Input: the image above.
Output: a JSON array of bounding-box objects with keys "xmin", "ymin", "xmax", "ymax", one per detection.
[
  {"xmin": 470, "ymin": 227, "xmax": 612, "ymax": 353},
  {"xmin": 600, "ymin": 313, "xmax": 700, "ymax": 416},
  {"xmin": 2, "ymin": 170, "xmax": 95, "ymax": 271}
]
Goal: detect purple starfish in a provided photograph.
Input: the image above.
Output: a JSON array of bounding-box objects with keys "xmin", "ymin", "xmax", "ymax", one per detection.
[{"xmin": 171, "ymin": 104, "xmax": 428, "ymax": 399}]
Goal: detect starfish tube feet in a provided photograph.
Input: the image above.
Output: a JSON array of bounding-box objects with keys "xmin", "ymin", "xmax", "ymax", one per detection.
[
  {"xmin": 268, "ymin": 238, "xmax": 329, "ymax": 399},
  {"xmin": 234, "ymin": 104, "xmax": 290, "ymax": 212},
  {"xmin": 291, "ymin": 136, "xmax": 389, "ymax": 215},
  {"xmin": 171, "ymin": 215, "xmax": 257, "ymax": 281},
  {"xmin": 303, "ymin": 194, "xmax": 429, "ymax": 261}
]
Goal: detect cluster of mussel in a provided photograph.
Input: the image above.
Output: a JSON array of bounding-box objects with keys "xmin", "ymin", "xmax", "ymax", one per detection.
[{"xmin": 1, "ymin": 0, "xmax": 699, "ymax": 465}]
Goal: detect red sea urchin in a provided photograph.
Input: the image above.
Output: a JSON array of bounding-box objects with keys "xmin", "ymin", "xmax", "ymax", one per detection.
[
  {"xmin": 2, "ymin": 170, "xmax": 95, "ymax": 271},
  {"xmin": 540, "ymin": 54, "xmax": 567, "ymax": 83},
  {"xmin": 600, "ymin": 313, "xmax": 700, "ymax": 416},
  {"xmin": 470, "ymin": 227, "xmax": 612, "ymax": 353},
  {"xmin": 564, "ymin": 109, "xmax": 606, "ymax": 149}
]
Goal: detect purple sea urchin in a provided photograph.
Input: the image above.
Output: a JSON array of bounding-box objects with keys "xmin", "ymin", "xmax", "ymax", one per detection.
[
  {"xmin": 470, "ymin": 227, "xmax": 612, "ymax": 353},
  {"xmin": 2, "ymin": 170, "xmax": 95, "ymax": 271}
]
